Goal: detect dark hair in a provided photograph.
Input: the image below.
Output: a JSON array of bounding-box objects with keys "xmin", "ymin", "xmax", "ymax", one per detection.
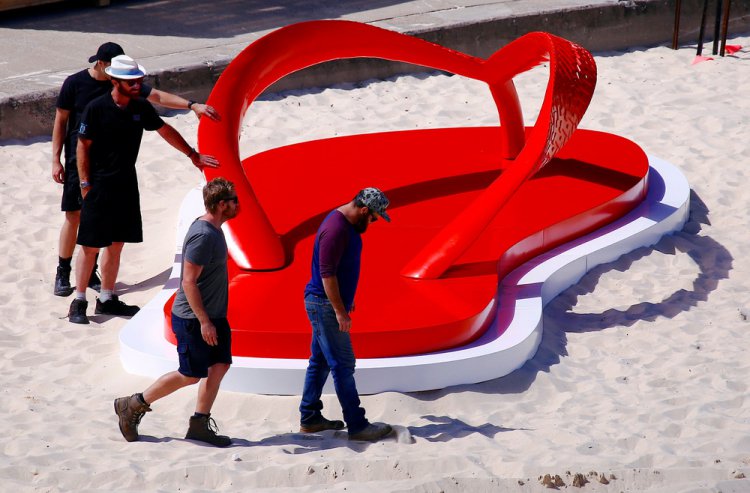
[{"xmin": 203, "ymin": 177, "xmax": 235, "ymax": 213}]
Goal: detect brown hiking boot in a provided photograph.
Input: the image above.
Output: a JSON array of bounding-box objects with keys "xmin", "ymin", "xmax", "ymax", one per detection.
[
  {"xmin": 348, "ymin": 422, "xmax": 393, "ymax": 441},
  {"xmin": 114, "ymin": 394, "xmax": 151, "ymax": 442},
  {"xmin": 185, "ymin": 414, "xmax": 232, "ymax": 447},
  {"xmin": 300, "ymin": 416, "xmax": 346, "ymax": 433}
]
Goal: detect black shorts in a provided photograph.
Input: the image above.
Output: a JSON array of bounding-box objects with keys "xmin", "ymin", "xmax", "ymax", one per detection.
[
  {"xmin": 76, "ymin": 182, "xmax": 143, "ymax": 248},
  {"xmin": 172, "ymin": 314, "xmax": 232, "ymax": 378},
  {"xmin": 61, "ymin": 158, "xmax": 83, "ymax": 212}
]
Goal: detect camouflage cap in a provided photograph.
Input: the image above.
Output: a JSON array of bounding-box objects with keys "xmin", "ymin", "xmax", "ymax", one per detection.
[{"xmin": 355, "ymin": 187, "xmax": 391, "ymax": 222}]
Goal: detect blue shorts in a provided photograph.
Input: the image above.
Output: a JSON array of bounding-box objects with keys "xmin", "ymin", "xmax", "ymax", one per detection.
[{"xmin": 171, "ymin": 314, "xmax": 232, "ymax": 378}]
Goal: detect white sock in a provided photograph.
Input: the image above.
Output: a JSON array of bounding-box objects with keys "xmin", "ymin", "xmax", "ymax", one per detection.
[
  {"xmin": 99, "ymin": 289, "xmax": 114, "ymax": 302},
  {"xmin": 75, "ymin": 291, "xmax": 86, "ymax": 301}
]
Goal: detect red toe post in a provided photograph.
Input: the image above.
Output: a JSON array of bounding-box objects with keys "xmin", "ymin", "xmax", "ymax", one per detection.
[{"xmin": 401, "ymin": 32, "xmax": 597, "ymax": 279}]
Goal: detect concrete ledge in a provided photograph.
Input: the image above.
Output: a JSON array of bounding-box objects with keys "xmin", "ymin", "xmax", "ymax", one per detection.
[{"xmin": 2, "ymin": 0, "xmax": 749, "ymax": 141}]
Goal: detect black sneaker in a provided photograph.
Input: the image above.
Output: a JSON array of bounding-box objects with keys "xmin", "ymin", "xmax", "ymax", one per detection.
[
  {"xmin": 54, "ymin": 265, "xmax": 74, "ymax": 297},
  {"xmin": 95, "ymin": 295, "xmax": 140, "ymax": 316},
  {"xmin": 68, "ymin": 299, "xmax": 89, "ymax": 324},
  {"xmin": 185, "ymin": 414, "xmax": 232, "ymax": 447},
  {"xmin": 88, "ymin": 269, "xmax": 102, "ymax": 292},
  {"xmin": 300, "ymin": 416, "xmax": 346, "ymax": 433}
]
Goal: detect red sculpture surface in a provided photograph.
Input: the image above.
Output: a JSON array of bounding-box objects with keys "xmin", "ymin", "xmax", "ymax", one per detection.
[{"xmin": 163, "ymin": 20, "xmax": 649, "ymax": 359}]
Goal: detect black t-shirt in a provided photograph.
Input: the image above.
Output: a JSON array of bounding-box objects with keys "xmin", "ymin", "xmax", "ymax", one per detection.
[
  {"xmin": 78, "ymin": 94, "xmax": 164, "ymax": 183},
  {"xmin": 56, "ymin": 69, "xmax": 153, "ymax": 161}
]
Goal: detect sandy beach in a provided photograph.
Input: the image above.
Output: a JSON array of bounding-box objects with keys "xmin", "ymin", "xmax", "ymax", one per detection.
[{"xmin": 1, "ymin": 34, "xmax": 750, "ymax": 492}]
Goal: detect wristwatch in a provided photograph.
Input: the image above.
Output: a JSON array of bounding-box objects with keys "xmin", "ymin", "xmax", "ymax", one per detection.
[{"xmin": 80, "ymin": 180, "xmax": 91, "ymax": 189}]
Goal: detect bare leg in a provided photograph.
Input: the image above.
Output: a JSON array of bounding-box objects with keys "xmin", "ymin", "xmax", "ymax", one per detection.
[
  {"xmin": 59, "ymin": 210, "xmax": 80, "ymax": 259},
  {"xmin": 75, "ymin": 246, "xmax": 99, "ymax": 294},
  {"xmin": 100, "ymin": 242, "xmax": 124, "ymax": 292},
  {"xmin": 142, "ymin": 371, "xmax": 199, "ymax": 405},
  {"xmin": 196, "ymin": 363, "xmax": 230, "ymax": 414}
]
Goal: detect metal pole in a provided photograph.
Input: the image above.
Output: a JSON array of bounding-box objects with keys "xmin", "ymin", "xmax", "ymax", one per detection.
[
  {"xmin": 720, "ymin": 0, "xmax": 732, "ymax": 55},
  {"xmin": 672, "ymin": 0, "xmax": 682, "ymax": 49},
  {"xmin": 713, "ymin": 0, "xmax": 723, "ymax": 54},
  {"xmin": 697, "ymin": 0, "xmax": 710, "ymax": 56}
]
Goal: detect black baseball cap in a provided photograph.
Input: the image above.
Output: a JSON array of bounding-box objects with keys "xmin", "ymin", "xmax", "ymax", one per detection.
[{"xmin": 88, "ymin": 42, "xmax": 125, "ymax": 63}]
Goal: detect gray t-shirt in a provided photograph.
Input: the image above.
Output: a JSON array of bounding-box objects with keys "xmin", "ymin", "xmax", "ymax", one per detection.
[{"xmin": 172, "ymin": 219, "xmax": 228, "ymax": 319}]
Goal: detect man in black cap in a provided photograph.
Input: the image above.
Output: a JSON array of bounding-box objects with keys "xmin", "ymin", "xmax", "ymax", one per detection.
[
  {"xmin": 68, "ymin": 54, "xmax": 219, "ymax": 324},
  {"xmin": 51, "ymin": 42, "xmax": 221, "ymax": 297}
]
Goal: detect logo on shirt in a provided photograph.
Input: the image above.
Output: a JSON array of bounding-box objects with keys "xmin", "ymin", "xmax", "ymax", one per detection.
[
  {"xmin": 79, "ymin": 123, "xmax": 87, "ymax": 134},
  {"xmin": 133, "ymin": 114, "xmax": 141, "ymax": 122}
]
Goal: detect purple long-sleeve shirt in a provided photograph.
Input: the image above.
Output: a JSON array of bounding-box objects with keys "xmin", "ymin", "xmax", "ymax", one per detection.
[{"xmin": 304, "ymin": 210, "xmax": 362, "ymax": 311}]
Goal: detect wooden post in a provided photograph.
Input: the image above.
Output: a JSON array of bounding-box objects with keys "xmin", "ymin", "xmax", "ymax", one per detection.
[
  {"xmin": 720, "ymin": 0, "xmax": 732, "ymax": 55},
  {"xmin": 713, "ymin": 0, "xmax": 723, "ymax": 54},
  {"xmin": 697, "ymin": 0, "xmax": 710, "ymax": 55},
  {"xmin": 672, "ymin": 0, "xmax": 683, "ymax": 49}
]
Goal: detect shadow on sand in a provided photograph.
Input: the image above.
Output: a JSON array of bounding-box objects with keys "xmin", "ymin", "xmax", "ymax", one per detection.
[
  {"xmin": 409, "ymin": 190, "xmax": 731, "ymax": 399},
  {"xmin": 139, "ymin": 416, "xmax": 520, "ymax": 452}
]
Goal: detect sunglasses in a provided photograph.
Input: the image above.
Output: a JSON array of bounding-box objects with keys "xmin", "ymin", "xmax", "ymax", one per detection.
[{"xmin": 118, "ymin": 78, "xmax": 143, "ymax": 87}]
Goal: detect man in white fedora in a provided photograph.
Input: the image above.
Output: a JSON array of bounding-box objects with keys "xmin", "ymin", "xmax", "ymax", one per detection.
[
  {"xmin": 51, "ymin": 42, "xmax": 220, "ymax": 298},
  {"xmin": 67, "ymin": 54, "xmax": 219, "ymax": 324}
]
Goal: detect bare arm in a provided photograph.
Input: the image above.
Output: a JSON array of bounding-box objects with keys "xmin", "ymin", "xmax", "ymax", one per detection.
[
  {"xmin": 76, "ymin": 137, "xmax": 92, "ymax": 198},
  {"xmin": 51, "ymin": 108, "xmax": 70, "ymax": 184},
  {"xmin": 322, "ymin": 276, "xmax": 351, "ymax": 332},
  {"xmin": 156, "ymin": 122, "xmax": 219, "ymax": 169},
  {"xmin": 181, "ymin": 259, "xmax": 218, "ymax": 346},
  {"xmin": 147, "ymin": 89, "xmax": 220, "ymax": 121}
]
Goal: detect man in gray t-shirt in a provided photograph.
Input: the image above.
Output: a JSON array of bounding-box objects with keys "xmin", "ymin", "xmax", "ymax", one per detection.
[
  {"xmin": 172, "ymin": 219, "xmax": 228, "ymax": 319},
  {"xmin": 114, "ymin": 178, "xmax": 240, "ymax": 447}
]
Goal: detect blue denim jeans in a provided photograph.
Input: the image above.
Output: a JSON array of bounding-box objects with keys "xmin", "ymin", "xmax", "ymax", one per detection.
[{"xmin": 299, "ymin": 294, "xmax": 368, "ymax": 434}]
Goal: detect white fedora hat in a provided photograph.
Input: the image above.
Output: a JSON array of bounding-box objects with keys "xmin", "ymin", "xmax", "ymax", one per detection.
[{"xmin": 104, "ymin": 54, "xmax": 147, "ymax": 79}]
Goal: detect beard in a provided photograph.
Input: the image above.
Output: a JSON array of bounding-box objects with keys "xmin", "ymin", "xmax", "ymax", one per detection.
[
  {"xmin": 353, "ymin": 215, "xmax": 369, "ymax": 233},
  {"xmin": 115, "ymin": 81, "xmax": 141, "ymax": 99},
  {"xmin": 223, "ymin": 205, "xmax": 239, "ymax": 221}
]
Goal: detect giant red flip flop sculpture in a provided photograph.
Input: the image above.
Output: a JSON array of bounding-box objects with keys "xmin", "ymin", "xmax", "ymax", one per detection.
[{"xmin": 120, "ymin": 21, "xmax": 690, "ymax": 394}]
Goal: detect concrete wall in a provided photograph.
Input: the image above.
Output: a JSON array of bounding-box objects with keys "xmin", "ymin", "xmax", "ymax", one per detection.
[{"xmin": 2, "ymin": 0, "xmax": 749, "ymax": 142}]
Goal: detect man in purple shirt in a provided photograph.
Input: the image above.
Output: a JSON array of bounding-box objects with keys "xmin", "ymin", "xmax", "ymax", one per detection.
[{"xmin": 299, "ymin": 187, "xmax": 394, "ymax": 442}]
